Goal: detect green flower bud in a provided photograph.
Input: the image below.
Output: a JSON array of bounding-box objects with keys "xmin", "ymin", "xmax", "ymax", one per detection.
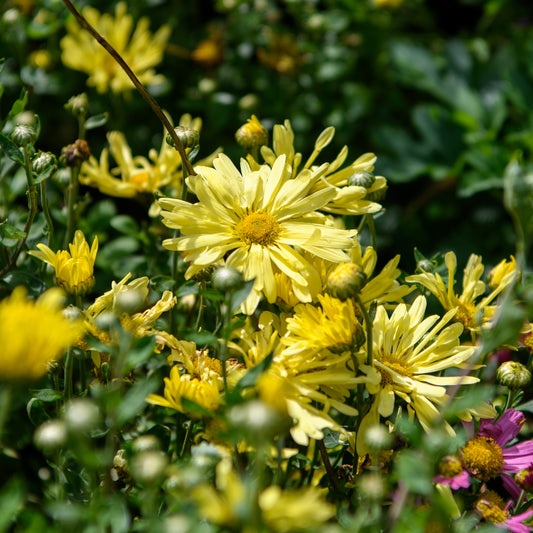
[
  {"xmin": 326, "ymin": 262, "xmax": 367, "ymax": 301},
  {"xmin": 131, "ymin": 450, "xmax": 168, "ymax": 484},
  {"xmin": 11, "ymin": 124, "xmax": 37, "ymax": 147},
  {"xmin": 363, "ymin": 423, "xmax": 394, "ymax": 451},
  {"xmin": 497, "ymin": 361, "xmax": 531, "ymax": 389},
  {"xmin": 32, "ymin": 151, "xmax": 57, "ymax": 175},
  {"xmin": 63, "ymin": 398, "xmax": 101, "ymax": 434},
  {"xmin": 34, "ymin": 420, "xmax": 67, "ymax": 453},
  {"xmin": 65, "ymin": 93, "xmax": 89, "ymax": 119},
  {"xmin": 166, "ymin": 126, "xmax": 200, "ymax": 150},
  {"xmin": 132, "ymin": 435, "xmax": 161, "ymax": 454},
  {"xmin": 212, "ymin": 266, "xmax": 245, "ymax": 292},
  {"xmin": 348, "ymin": 170, "xmax": 375, "ymax": 189},
  {"xmin": 356, "ymin": 472, "xmax": 387, "ymax": 500}
]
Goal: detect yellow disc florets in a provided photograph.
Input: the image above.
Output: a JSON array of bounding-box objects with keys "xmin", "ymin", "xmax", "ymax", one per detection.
[
  {"xmin": 438, "ymin": 455, "xmax": 463, "ymax": 478},
  {"xmin": 461, "ymin": 436, "xmax": 504, "ymax": 480},
  {"xmin": 235, "ymin": 212, "xmax": 281, "ymax": 246}
]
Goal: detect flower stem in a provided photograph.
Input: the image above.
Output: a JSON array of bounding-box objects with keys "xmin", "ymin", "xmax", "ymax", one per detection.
[
  {"xmin": 60, "ymin": 0, "xmax": 196, "ymax": 177},
  {"xmin": 317, "ymin": 438, "xmax": 341, "ymax": 494},
  {"xmin": 40, "ymin": 179, "xmax": 54, "ymax": 246},
  {"xmin": 355, "ymin": 294, "xmax": 373, "ymax": 367},
  {"xmin": 65, "ymin": 165, "xmax": 80, "ymax": 248}
]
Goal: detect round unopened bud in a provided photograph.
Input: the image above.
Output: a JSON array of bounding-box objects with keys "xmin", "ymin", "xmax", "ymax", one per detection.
[
  {"xmin": 366, "ymin": 184, "xmax": 388, "ymax": 202},
  {"xmin": 164, "ymin": 514, "xmax": 191, "ymax": 533},
  {"xmin": 235, "ymin": 115, "xmax": 268, "ymax": 152},
  {"xmin": 132, "ymin": 434, "xmax": 161, "ymax": 454},
  {"xmin": 63, "ymin": 398, "xmax": 101, "ymax": 434},
  {"xmin": 326, "ymin": 262, "xmax": 367, "ymax": 301},
  {"xmin": 62, "ymin": 305, "xmax": 83, "ymax": 321},
  {"xmin": 130, "ymin": 450, "xmax": 168, "ymax": 484},
  {"xmin": 114, "ymin": 288, "xmax": 146, "ymax": 315},
  {"xmin": 94, "ymin": 311, "xmax": 119, "ymax": 332},
  {"xmin": 348, "ymin": 170, "xmax": 375, "ymax": 189},
  {"xmin": 166, "ymin": 127, "xmax": 200, "ymax": 150},
  {"xmin": 32, "ymin": 152, "xmax": 57, "ymax": 175},
  {"xmin": 60, "ymin": 139, "xmax": 90, "ymax": 167},
  {"xmin": 211, "ymin": 266, "xmax": 245, "ymax": 292},
  {"xmin": 497, "ymin": 361, "xmax": 531, "ymax": 389},
  {"xmin": 228, "ymin": 399, "xmax": 290, "ymax": 441},
  {"xmin": 356, "ymin": 472, "xmax": 386, "ymax": 500},
  {"xmin": 416, "ymin": 259, "xmax": 435, "ymax": 273},
  {"xmin": 11, "ymin": 124, "xmax": 37, "ymax": 147},
  {"xmin": 34, "ymin": 420, "xmax": 68, "ymax": 452},
  {"xmin": 363, "ymin": 423, "xmax": 394, "ymax": 451},
  {"xmin": 516, "ymin": 465, "xmax": 533, "ymax": 492},
  {"xmin": 65, "ymin": 93, "xmax": 89, "ymax": 119}
]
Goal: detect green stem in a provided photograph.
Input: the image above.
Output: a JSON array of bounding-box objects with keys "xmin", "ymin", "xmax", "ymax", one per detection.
[
  {"xmin": 40, "ymin": 180, "xmax": 54, "ymax": 246},
  {"xmin": 60, "ymin": 0, "xmax": 196, "ymax": 177},
  {"xmin": 355, "ymin": 294, "xmax": 373, "ymax": 367},
  {"xmin": 65, "ymin": 165, "xmax": 80, "ymax": 247},
  {"xmin": 0, "ymin": 145, "xmax": 38, "ymax": 278},
  {"xmin": 367, "ymin": 214, "xmax": 377, "ymax": 249},
  {"xmin": 64, "ymin": 348, "xmax": 74, "ymax": 400},
  {"xmin": 0, "ymin": 384, "xmax": 13, "ymax": 445},
  {"xmin": 317, "ymin": 438, "xmax": 341, "ymax": 494}
]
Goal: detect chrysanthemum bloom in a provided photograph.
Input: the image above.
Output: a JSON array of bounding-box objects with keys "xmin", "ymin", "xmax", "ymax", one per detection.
[
  {"xmin": 406, "ymin": 251, "xmax": 516, "ymax": 333},
  {"xmin": 356, "ymin": 295, "xmax": 478, "ymax": 456},
  {"xmin": 159, "ymin": 154, "xmax": 356, "ymax": 314},
  {"xmin": 474, "ymin": 490, "xmax": 533, "ymax": 533},
  {"xmin": 80, "ymin": 115, "xmax": 218, "ymax": 199},
  {"xmin": 29, "ymin": 230, "xmax": 98, "ymax": 296},
  {"xmin": 146, "ymin": 365, "xmax": 220, "ymax": 417},
  {"xmin": 253, "ymin": 119, "xmax": 387, "ymax": 216},
  {"xmin": 0, "ymin": 287, "xmax": 83, "ymax": 381},
  {"xmin": 233, "ymin": 312, "xmax": 363, "ymax": 445},
  {"xmin": 60, "ymin": 2, "xmax": 171, "ymax": 94},
  {"xmin": 461, "ymin": 409, "xmax": 533, "ymax": 499}
]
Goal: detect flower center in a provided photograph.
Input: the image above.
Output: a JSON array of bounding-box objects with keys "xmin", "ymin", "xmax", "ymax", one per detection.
[
  {"xmin": 376, "ymin": 354, "xmax": 413, "ymax": 385},
  {"xmin": 474, "ymin": 491, "xmax": 508, "ymax": 524},
  {"xmin": 438, "ymin": 455, "xmax": 463, "ymax": 478},
  {"xmin": 235, "ymin": 212, "xmax": 280, "ymax": 246},
  {"xmin": 461, "ymin": 436, "xmax": 503, "ymax": 480},
  {"xmin": 454, "ymin": 303, "xmax": 477, "ymax": 329}
]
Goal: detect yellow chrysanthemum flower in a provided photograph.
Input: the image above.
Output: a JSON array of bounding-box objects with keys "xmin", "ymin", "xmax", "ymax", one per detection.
[
  {"xmin": 146, "ymin": 364, "xmax": 220, "ymax": 417},
  {"xmin": 79, "ymin": 115, "xmax": 218, "ymax": 199},
  {"xmin": 356, "ymin": 295, "xmax": 478, "ymax": 456},
  {"xmin": 253, "ymin": 119, "xmax": 387, "ymax": 216},
  {"xmin": 0, "ymin": 287, "xmax": 83, "ymax": 382},
  {"xmin": 28, "ymin": 230, "xmax": 98, "ymax": 295},
  {"xmin": 406, "ymin": 252, "xmax": 516, "ymax": 332},
  {"xmin": 159, "ymin": 154, "xmax": 356, "ymax": 314},
  {"xmin": 60, "ymin": 2, "xmax": 171, "ymax": 94}
]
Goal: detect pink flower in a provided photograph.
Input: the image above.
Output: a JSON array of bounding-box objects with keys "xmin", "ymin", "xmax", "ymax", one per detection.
[{"xmin": 462, "ymin": 409, "xmax": 533, "ymax": 500}]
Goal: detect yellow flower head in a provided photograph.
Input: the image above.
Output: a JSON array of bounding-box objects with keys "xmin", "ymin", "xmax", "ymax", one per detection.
[
  {"xmin": 406, "ymin": 252, "xmax": 516, "ymax": 332},
  {"xmin": 0, "ymin": 287, "xmax": 83, "ymax": 382},
  {"xmin": 356, "ymin": 295, "xmax": 478, "ymax": 455},
  {"xmin": 235, "ymin": 115, "xmax": 269, "ymax": 152},
  {"xmin": 60, "ymin": 2, "xmax": 171, "ymax": 94},
  {"xmin": 146, "ymin": 365, "xmax": 220, "ymax": 417},
  {"xmin": 254, "ymin": 119, "xmax": 387, "ymax": 216},
  {"xmin": 159, "ymin": 154, "xmax": 356, "ymax": 314},
  {"xmin": 79, "ymin": 114, "xmax": 216, "ymax": 199},
  {"xmin": 29, "ymin": 230, "xmax": 98, "ymax": 295}
]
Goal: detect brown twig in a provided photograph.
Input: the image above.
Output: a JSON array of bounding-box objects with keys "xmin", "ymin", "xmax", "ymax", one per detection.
[{"xmin": 60, "ymin": 0, "xmax": 196, "ymax": 177}]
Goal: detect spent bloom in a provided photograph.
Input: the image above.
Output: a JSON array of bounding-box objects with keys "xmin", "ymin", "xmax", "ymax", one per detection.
[
  {"xmin": 356, "ymin": 295, "xmax": 478, "ymax": 456},
  {"xmin": 60, "ymin": 2, "xmax": 170, "ymax": 93},
  {"xmin": 0, "ymin": 287, "xmax": 83, "ymax": 382},
  {"xmin": 29, "ymin": 230, "xmax": 98, "ymax": 296},
  {"xmin": 461, "ymin": 409, "xmax": 533, "ymax": 499},
  {"xmin": 474, "ymin": 490, "xmax": 533, "ymax": 533},
  {"xmin": 159, "ymin": 153, "xmax": 356, "ymax": 314},
  {"xmin": 407, "ymin": 252, "xmax": 516, "ymax": 332}
]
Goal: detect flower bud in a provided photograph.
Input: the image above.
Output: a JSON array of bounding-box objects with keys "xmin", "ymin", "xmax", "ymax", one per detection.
[
  {"xmin": 132, "ymin": 434, "xmax": 161, "ymax": 454},
  {"xmin": 348, "ymin": 170, "xmax": 375, "ymax": 189},
  {"xmin": 63, "ymin": 398, "xmax": 101, "ymax": 434},
  {"xmin": 363, "ymin": 423, "xmax": 394, "ymax": 452},
  {"xmin": 166, "ymin": 126, "xmax": 200, "ymax": 150},
  {"xmin": 60, "ymin": 139, "xmax": 90, "ymax": 167},
  {"xmin": 416, "ymin": 259, "xmax": 435, "ymax": 273},
  {"xmin": 497, "ymin": 361, "xmax": 531, "ymax": 389},
  {"xmin": 356, "ymin": 472, "xmax": 387, "ymax": 500},
  {"xmin": 211, "ymin": 266, "xmax": 245, "ymax": 292},
  {"xmin": 130, "ymin": 450, "xmax": 168, "ymax": 484},
  {"xmin": 235, "ymin": 115, "xmax": 268, "ymax": 152},
  {"xmin": 32, "ymin": 151, "xmax": 57, "ymax": 175},
  {"xmin": 11, "ymin": 124, "xmax": 37, "ymax": 147},
  {"xmin": 516, "ymin": 464, "xmax": 533, "ymax": 492},
  {"xmin": 326, "ymin": 262, "xmax": 366, "ymax": 301},
  {"xmin": 65, "ymin": 93, "xmax": 89, "ymax": 119},
  {"xmin": 34, "ymin": 420, "xmax": 68, "ymax": 453},
  {"xmin": 365, "ymin": 184, "xmax": 388, "ymax": 202}
]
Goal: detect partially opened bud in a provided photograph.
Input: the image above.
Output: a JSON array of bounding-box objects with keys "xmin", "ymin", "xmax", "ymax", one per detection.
[{"xmin": 326, "ymin": 262, "xmax": 366, "ymax": 301}]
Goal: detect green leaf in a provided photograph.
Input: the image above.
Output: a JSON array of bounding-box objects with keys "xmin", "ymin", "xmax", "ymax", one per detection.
[
  {"xmin": 0, "ymin": 221, "xmax": 26, "ymax": 241},
  {"xmin": 235, "ymin": 351, "xmax": 273, "ymax": 390},
  {"xmin": 7, "ymin": 88, "xmax": 28, "ymax": 120},
  {"xmin": 123, "ymin": 336, "xmax": 156, "ymax": 373},
  {"xmin": 30, "ymin": 388, "xmax": 63, "ymax": 402},
  {"xmin": 0, "ymin": 477, "xmax": 25, "ymax": 532},
  {"xmin": 85, "ymin": 113, "xmax": 109, "ymax": 130},
  {"xmin": 230, "ymin": 279, "xmax": 255, "ymax": 313},
  {"xmin": 182, "ymin": 329, "xmax": 219, "ymax": 347},
  {"xmin": 180, "ymin": 397, "xmax": 215, "ymax": 418},
  {"xmin": 116, "ymin": 376, "xmax": 159, "ymax": 427},
  {"xmin": 395, "ymin": 450, "xmax": 432, "ymax": 494},
  {"xmin": 0, "ymin": 133, "xmax": 24, "ymax": 165},
  {"xmin": 110, "ymin": 215, "xmax": 139, "ymax": 236}
]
